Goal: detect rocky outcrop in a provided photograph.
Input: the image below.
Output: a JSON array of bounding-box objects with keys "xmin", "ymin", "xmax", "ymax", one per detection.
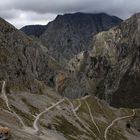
[
  {"xmin": 0, "ymin": 127, "xmax": 10, "ymax": 140},
  {"xmin": 66, "ymin": 13, "xmax": 140, "ymax": 108},
  {"xmin": 40, "ymin": 12, "xmax": 122, "ymax": 65},
  {"xmin": 90, "ymin": 13, "xmax": 140, "ymax": 108}
]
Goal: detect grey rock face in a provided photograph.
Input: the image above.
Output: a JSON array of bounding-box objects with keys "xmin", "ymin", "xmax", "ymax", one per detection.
[
  {"xmin": 90, "ymin": 13, "xmax": 140, "ymax": 108},
  {"xmin": 0, "ymin": 17, "xmax": 61, "ymax": 94},
  {"xmin": 40, "ymin": 12, "xmax": 122, "ymax": 65},
  {"xmin": 66, "ymin": 13, "xmax": 140, "ymax": 108}
]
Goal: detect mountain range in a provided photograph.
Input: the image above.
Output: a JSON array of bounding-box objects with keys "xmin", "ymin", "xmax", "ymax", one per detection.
[
  {"xmin": 0, "ymin": 12, "xmax": 140, "ymax": 140},
  {"xmin": 21, "ymin": 13, "xmax": 122, "ymax": 65}
]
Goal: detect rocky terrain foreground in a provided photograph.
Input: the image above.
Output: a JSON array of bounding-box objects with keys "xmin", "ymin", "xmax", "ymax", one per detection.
[
  {"xmin": 0, "ymin": 12, "xmax": 140, "ymax": 140},
  {"xmin": 0, "ymin": 81, "xmax": 139, "ymax": 140}
]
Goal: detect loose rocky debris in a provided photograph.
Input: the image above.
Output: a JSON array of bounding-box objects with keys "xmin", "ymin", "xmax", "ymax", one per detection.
[{"xmin": 0, "ymin": 127, "xmax": 10, "ymax": 140}]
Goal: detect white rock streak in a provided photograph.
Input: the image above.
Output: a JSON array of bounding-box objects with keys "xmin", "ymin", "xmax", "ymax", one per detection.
[
  {"xmin": 81, "ymin": 95, "xmax": 90, "ymax": 100},
  {"xmin": 104, "ymin": 109, "xmax": 136, "ymax": 140},
  {"xmin": 84, "ymin": 99, "xmax": 101, "ymax": 135},
  {"xmin": 1, "ymin": 81, "xmax": 26, "ymax": 128},
  {"xmin": 74, "ymin": 99, "xmax": 81, "ymax": 112},
  {"xmin": 1, "ymin": 81, "xmax": 11, "ymax": 110}
]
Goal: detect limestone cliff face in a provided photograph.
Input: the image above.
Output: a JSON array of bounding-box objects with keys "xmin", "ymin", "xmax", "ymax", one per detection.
[
  {"xmin": 66, "ymin": 13, "xmax": 140, "ymax": 108},
  {"xmin": 89, "ymin": 13, "xmax": 140, "ymax": 108},
  {"xmin": 40, "ymin": 13, "xmax": 122, "ymax": 65},
  {"xmin": 0, "ymin": 17, "xmax": 61, "ymax": 93}
]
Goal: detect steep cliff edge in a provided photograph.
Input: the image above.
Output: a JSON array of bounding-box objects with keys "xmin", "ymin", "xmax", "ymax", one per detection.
[
  {"xmin": 66, "ymin": 13, "xmax": 140, "ymax": 108},
  {"xmin": 90, "ymin": 13, "xmax": 140, "ymax": 108}
]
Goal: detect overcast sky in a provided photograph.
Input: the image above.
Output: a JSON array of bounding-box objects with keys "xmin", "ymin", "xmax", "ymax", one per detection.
[{"xmin": 0, "ymin": 0, "xmax": 140, "ymax": 28}]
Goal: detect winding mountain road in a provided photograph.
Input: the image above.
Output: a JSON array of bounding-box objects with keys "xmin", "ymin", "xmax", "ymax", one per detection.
[
  {"xmin": 65, "ymin": 97, "xmax": 99, "ymax": 139},
  {"xmin": 1, "ymin": 80, "xmax": 65, "ymax": 135},
  {"xmin": 104, "ymin": 109, "xmax": 136, "ymax": 140},
  {"xmin": 33, "ymin": 98, "xmax": 65, "ymax": 132},
  {"xmin": 1, "ymin": 81, "xmax": 136, "ymax": 140},
  {"xmin": 1, "ymin": 81, "xmax": 26, "ymax": 128}
]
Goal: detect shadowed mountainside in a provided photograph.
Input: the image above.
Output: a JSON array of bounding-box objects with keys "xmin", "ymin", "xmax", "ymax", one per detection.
[
  {"xmin": 21, "ymin": 25, "xmax": 47, "ymax": 37},
  {"xmin": 0, "ymin": 13, "xmax": 140, "ymax": 140}
]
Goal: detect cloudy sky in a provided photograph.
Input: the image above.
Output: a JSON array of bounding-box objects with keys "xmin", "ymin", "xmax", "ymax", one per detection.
[{"xmin": 0, "ymin": 0, "xmax": 140, "ymax": 28}]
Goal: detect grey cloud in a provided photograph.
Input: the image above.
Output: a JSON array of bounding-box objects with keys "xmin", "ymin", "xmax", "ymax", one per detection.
[
  {"xmin": 0, "ymin": 9, "xmax": 19, "ymax": 19},
  {"xmin": 3, "ymin": 0, "xmax": 140, "ymax": 17},
  {"xmin": 25, "ymin": 12, "xmax": 57, "ymax": 21},
  {"xmin": 6, "ymin": 11, "xmax": 57, "ymax": 28},
  {"xmin": 0, "ymin": 0, "xmax": 140, "ymax": 28},
  {"xmin": 6, "ymin": 0, "xmax": 92, "ymax": 13}
]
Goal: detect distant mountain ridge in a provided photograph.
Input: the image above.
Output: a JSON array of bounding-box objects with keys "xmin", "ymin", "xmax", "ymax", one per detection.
[
  {"xmin": 21, "ymin": 12, "xmax": 122, "ymax": 65},
  {"xmin": 41, "ymin": 12, "xmax": 122, "ymax": 64},
  {"xmin": 21, "ymin": 25, "xmax": 47, "ymax": 37}
]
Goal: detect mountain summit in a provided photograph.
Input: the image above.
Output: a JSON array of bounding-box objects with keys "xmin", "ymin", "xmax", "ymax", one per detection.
[
  {"xmin": 40, "ymin": 13, "xmax": 122, "ymax": 64},
  {"xmin": 21, "ymin": 13, "xmax": 122, "ymax": 65}
]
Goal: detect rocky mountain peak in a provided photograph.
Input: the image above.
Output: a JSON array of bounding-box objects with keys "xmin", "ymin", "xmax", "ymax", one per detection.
[{"xmin": 39, "ymin": 12, "xmax": 122, "ymax": 65}]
